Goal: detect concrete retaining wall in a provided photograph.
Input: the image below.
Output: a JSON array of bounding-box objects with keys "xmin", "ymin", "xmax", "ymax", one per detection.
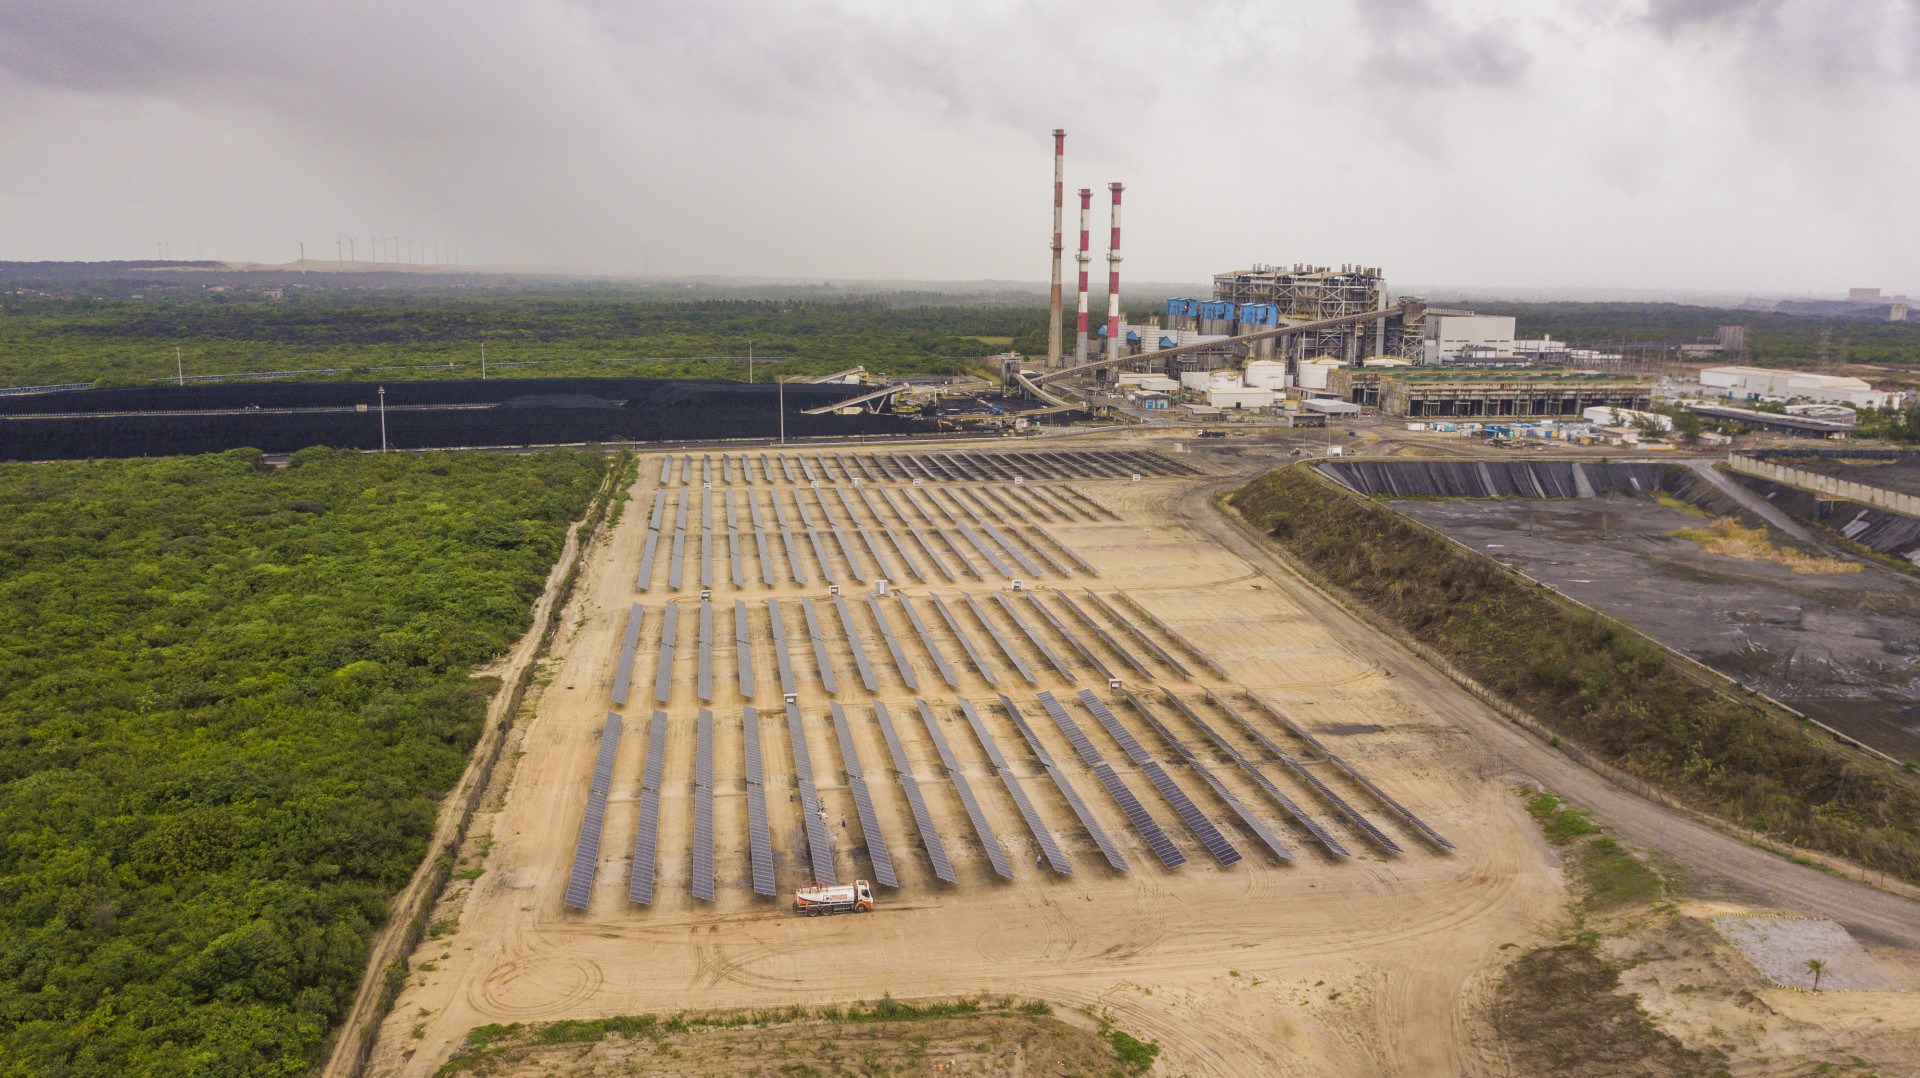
[{"xmin": 1727, "ymin": 453, "xmax": 1920, "ymax": 517}]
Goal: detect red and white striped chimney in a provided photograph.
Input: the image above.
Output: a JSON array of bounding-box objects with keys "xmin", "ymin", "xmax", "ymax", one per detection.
[
  {"xmin": 1105, "ymin": 182, "xmax": 1124, "ymax": 362},
  {"xmin": 1046, "ymin": 129, "xmax": 1066, "ymax": 369},
  {"xmin": 1074, "ymin": 188, "xmax": 1092, "ymax": 365}
]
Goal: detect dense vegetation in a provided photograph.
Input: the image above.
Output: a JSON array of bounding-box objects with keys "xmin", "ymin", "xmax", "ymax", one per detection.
[
  {"xmin": 0, "ymin": 447, "xmax": 609, "ymax": 1076},
  {"xmin": 1231, "ymin": 465, "xmax": 1920, "ymax": 882},
  {"xmin": 1461, "ymin": 300, "xmax": 1920, "ymax": 366},
  {"xmin": 0, "ymin": 291, "xmax": 1056, "ymax": 389}
]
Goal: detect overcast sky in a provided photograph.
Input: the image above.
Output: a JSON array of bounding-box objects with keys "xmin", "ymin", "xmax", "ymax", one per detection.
[{"xmin": 2, "ymin": 0, "xmax": 1916, "ymax": 294}]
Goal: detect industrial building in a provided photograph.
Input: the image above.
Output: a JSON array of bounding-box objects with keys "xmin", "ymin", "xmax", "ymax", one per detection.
[
  {"xmin": 1160, "ymin": 265, "xmax": 1425, "ymax": 367},
  {"xmin": 1328, "ymin": 368, "xmax": 1652, "ymax": 418},
  {"xmin": 1423, "ymin": 314, "xmax": 1517, "ymax": 364},
  {"xmin": 1699, "ymin": 365, "xmax": 1895, "ymax": 409}
]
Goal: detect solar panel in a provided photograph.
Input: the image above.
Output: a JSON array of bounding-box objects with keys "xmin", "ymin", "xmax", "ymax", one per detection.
[
  {"xmin": 668, "ymin": 527, "xmax": 686, "ymax": 590},
  {"xmin": 723, "ymin": 454, "xmax": 734, "ymax": 484},
  {"xmin": 743, "ymin": 705, "xmax": 765, "ymax": 783},
  {"xmin": 1323, "ymin": 750, "xmax": 1453, "ymax": 849},
  {"xmin": 1083, "ymin": 590, "xmax": 1190, "ymax": 676},
  {"xmin": 658, "ymin": 456, "xmax": 673, "ymax": 485},
  {"xmin": 979, "ymin": 520, "xmax": 1044, "ymax": 577},
  {"xmin": 950, "ymin": 770, "xmax": 1013, "ymax": 878},
  {"xmin": 695, "ymin": 708, "xmax": 715, "ymax": 788},
  {"xmin": 785, "ymin": 701, "xmax": 815, "ymax": 784},
  {"xmin": 691, "ymin": 785, "xmax": 715, "ymax": 901},
  {"xmin": 800, "ymin": 597, "xmax": 839, "ymax": 694},
  {"xmin": 847, "ymin": 777, "xmax": 897, "ymax": 887},
  {"xmin": 642, "ymin": 709, "xmax": 668, "ymax": 791},
  {"xmin": 992, "ymin": 591, "xmax": 1076, "ymax": 681},
  {"xmin": 870, "ymin": 702, "xmax": 955, "ymax": 882},
  {"xmin": 1117, "ymin": 687, "xmax": 1291, "ymax": 862},
  {"xmin": 829, "ymin": 525, "xmax": 868, "ymax": 583},
  {"xmin": 832, "ymin": 594, "xmax": 879, "ymax": 692},
  {"xmin": 800, "ymin": 456, "xmax": 819, "ymax": 482},
  {"xmin": 611, "ymin": 603, "xmax": 644, "ymax": 704},
  {"xmin": 856, "ymin": 486, "xmax": 924, "ymax": 581},
  {"xmin": 1123, "ymin": 595, "xmax": 1227, "ymax": 677},
  {"xmin": 963, "ymin": 592, "xmax": 1037, "ymax": 683},
  {"xmin": 896, "ymin": 595, "xmax": 959, "ymax": 688},
  {"xmin": 956, "ymin": 699, "xmax": 1068, "ymax": 874},
  {"xmin": 798, "ymin": 779, "xmax": 836, "ymax": 884},
  {"xmin": 1035, "ymin": 691, "xmax": 1185, "ymax": 869},
  {"xmin": 758, "ymin": 452, "xmax": 773, "ymax": 484},
  {"xmin": 1051, "ymin": 593, "xmax": 1151, "ymax": 678},
  {"xmin": 648, "ymin": 489, "xmax": 668, "ymax": 529},
  {"xmin": 1076, "ymin": 690, "xmax": 1148, "ymax": 763},
  {"xmin": 745, "ymin": 781, "xmax": 775, "ymax": 896},
  {"xmin": 1161, "ymin": 691, "xmax": 1346, "ymax": 857},
  {"xmin": 1026, "ymin": 595, "xmax": 1112, "ymax": 680},
  {"xmin": 637, "ymin": 528, "xmax": 660, "ymax": 591},
  {"xmin": 697, "ymin": 603, "xmax": 714, "ymax": 702},
  {"xmin": 1139, "ymin": 759, "xmax": 1240, "ymax": 866},
  {"xmin": 699, "ymin": 527, "xmax": 714, "ymax": 590},
  {"xmin": 805, "ymin": 526, "xmax": 838, "ymax": 584},
  {"xmin": 1036, "ymin": 525, "xmax": 1099, "ymax": 575},
  {"xmin": 729, "ymin": 532, "xmax": 745, "ymax": 588},
  {"xmin": 734, "ymin": 600, "xmax": 755, "ymax": 698},
  {"xmin": 882, "ymin": 488, "xmax": 955, "ymax": 580},
  {"xmin": 912, "ymin": 698, "xmax": 962, "ymax": 770},
  {"xmin": 768, "ymin": 493, "xmax": 808, "ymax": 585},
  {"xmin": 1016, "ymin": 528, "xmax": 1072, "ymax": 575},
  {"xmin": 952, "ymin": 520, "xmax": 1013, "ymax": 578},
  {"xmin": 753, "ymin": 529, "xmax": 776, "ymax": 587},
  {"xmin": 768, "ymin": 599, "xmax": 797, "ymax": 694},
  {"xmin": 779, "ymin": 454, "xmax": 796, "ymax": 483},
  {"xmin": 564, "ymin": 790, "xmax": 608, "ymax": 910},
  {"xmin": 629, "ymin": 787, "xmax": 661, "ymax": 904},
  {"xmin": 866, "ymin": 594, "xmax": 920, "ymax": 690},
  {"xmin": 928, "ymin": 593, "xmax": 995, "ymax": 685},
  {"xmin": 653, "ymin": 606, "xmax": 678, "ymax": 705},
  {"xmin": 725, "ymin": 488, "xmax": 739, "ymax": 529},
  {"xmin": 591, "ymin": 711, "xmax": 624, "ymax": 794},
  {"xmin": 1273, "ymin": 750, "xmax": 1401, "ymax": 853},
  {"xmin": 680, "ymin": 455, "xmax": 692, "ymax": 485}
]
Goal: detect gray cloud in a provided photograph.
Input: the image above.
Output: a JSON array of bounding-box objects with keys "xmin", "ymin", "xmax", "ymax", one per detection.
[{"xmin": 0, "ymin": 0, "xmax": 1916, "ymax": 293}]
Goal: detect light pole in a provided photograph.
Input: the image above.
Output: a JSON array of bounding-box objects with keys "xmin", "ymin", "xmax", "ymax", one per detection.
[
  {"xmin": 175, "ymin": 346, "xmax": 183, "ymax": 386},
  {"xmin": 378, "ymin": 387, "xmax": 387, "ymax": 452},
  {"xmin": 481, "ymin": 342, "xmax": 487, "ymax": 380},
  {"xmin": 748, "ymin": 339, "xmax": 754, "ymax": 384},
  {"xmin": 778, "ymin": 377, "xmax": 785, "ymax": 446}
]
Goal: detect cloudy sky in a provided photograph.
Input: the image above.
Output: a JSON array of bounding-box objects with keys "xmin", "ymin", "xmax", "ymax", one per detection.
[{"xmin": 2, "ymin": 0, "xmax": 1916, "ymax": 293}]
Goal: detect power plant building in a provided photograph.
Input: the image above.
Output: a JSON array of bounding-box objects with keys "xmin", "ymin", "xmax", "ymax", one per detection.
[{"xmin": 1328, "ymin": 368, "xmax": 1652, "ymax": 418}]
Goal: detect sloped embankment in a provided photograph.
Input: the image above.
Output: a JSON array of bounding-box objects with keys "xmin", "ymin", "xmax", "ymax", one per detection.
[
  {"xmin": 1728, "ymin": 472, "xmax": 1920, "ymax": 566},
  {"xmin": 1230, "ymin": 463, "xmax": 1920, "ymax": 884}
]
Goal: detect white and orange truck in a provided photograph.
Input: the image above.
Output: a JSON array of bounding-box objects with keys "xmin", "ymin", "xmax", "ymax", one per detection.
[{"xmin": 793, "ymin": 880, "xmax": 873, "ymax": 915}]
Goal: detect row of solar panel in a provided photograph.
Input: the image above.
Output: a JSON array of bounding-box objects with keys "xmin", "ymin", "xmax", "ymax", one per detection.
[
  {"xmin": 656, "ymin": 448, "xmax": 1196, "ymax": 488},
  {"xmin": 635, "ymin": 487, "xmax": 1098, "ymax": 590}
]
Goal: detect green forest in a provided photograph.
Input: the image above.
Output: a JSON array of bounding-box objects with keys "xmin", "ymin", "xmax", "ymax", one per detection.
[
  {"xmin": 0, "ymin": 447, "xmax": 609, "ymax": 1076},
  {"xmin": 0, "ymin": 291, "xmax": 1054, "ymax": 389}
]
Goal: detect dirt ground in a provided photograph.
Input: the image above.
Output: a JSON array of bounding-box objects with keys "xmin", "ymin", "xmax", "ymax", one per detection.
[{"xmin": 362, "ymin": 432, "xmax": 1920, "ymax": 1078}]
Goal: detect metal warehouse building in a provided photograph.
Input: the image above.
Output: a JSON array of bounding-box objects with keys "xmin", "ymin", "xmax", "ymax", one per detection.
[{"xmin": 1328, "ymin": 368, "xmax": 1652, "ymax": 418}]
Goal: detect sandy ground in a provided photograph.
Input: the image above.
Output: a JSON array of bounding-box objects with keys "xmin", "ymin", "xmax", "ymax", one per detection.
[{"xmin": 363, "ymin": 433, "xmax": 1920, "ymax": 1078}]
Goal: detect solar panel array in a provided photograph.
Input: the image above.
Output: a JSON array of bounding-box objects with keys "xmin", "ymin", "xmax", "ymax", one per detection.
[
  {"xmin": 872, "ymin": 701, "xmax": 955, "ymax": 882},
  {"xmin": 1035, "ymin": 691, "xmax": 1185, "ymax": 868},
  {"xmin": 882, "ymin": 487, "xmax": 956, "ymax": 581},
  {"xmin": 1076, "ymin": 690, "xmax": 1239, "ymax": 866},
  {"xmin": 1119, "ymin": 594, "xmax": 1230, "ymax": 678},
  {"xmin": 749, "ymin": 491, "xmax": 778, "ymax": 585},
  {"xmin": 896, "ymin": 595, "xmax": 959, "ymax": 688},
  {"xmin": 928, "ymin": 593, "xmax": 995, "ymax": 685},
  {"xmin": 799, "ymin": 597, "xmax": 839, "ymax": 694},
  {"xmin": 742, "ymin": 706, "xmax": 775, "ymax": 896},
  {"xmin": 732, "ymin": 600, "xmax": 756, "ymax": 698},
  {"xmin": 611, "ymin": 602, "xmax": 644, "ymax": 705},
  {"xmin": 1236, "ymin": 690, "xmax": 1450, "ymax": 849},
  {"xmin": 913, "ymin": 700, "xmax": 1012, "ymax": 878},
  {"xmin": 1158, "ymin": 689, "xmax": 1346, "ymax": 857},
  {"xmin": 865, "ymin": 593, "xmax": 921, "ymax": 690},
  {"xmin": 768, "ymin": 489, "xmax": 808, "ymax": 585},
  {"xmin": 786, "ymin": 703, "xmax": 837, "ymax": 884},
  {"xmin": 564, "ymin": 711, "xmax": 624, "ymax": 909},
  {"xmin": 1052, "ymin": 592, "xmax": 1153, "ymax": 678},
  {"xmin": 767, "ymin": 598, "xmax": 798, "ymax": 694},
  {"xmin": 993, "ymin": 591, "xmax": 1076, "ymax": 681},
  {"xmin": 696, "ymin": 601, "xmax": 716, "ymax": 702},
  {"xmin": 629, "ymin": 710, "xmax": 668, "ymax": 904},
  {"xmin": 638, "ymin": 491, "xmax": 668, "ymax": 590},
  {"xmin": 963, "ymin": 592, "xmax": 1037, "ymax": 683},
  {"xmin": 832, "ymin": 594, "xmax": 880, "ymax": 692},
  {"xmin": 691, "ymin": 708, "xmax": 717, "ymax": 900},
  {"xmin": 958, "ymin": 698, "xmax": 1069, "ymax": 874},
  {"xmin": 855, "ymin": 485, "xmax": 924, "ymax": 581},
  {"xmin": 1203, "ymin": 689, "xmax": 1399, "ymax": 853},
  {"xmin": 1025, "ymin": 593, "xmax": 1114, "ymax": 681},
  {"xmin": 829, "ymin": 703, "xmax": 897, "ymax": 887},
  {"xmin": 1117, "ymin": 688, "xmax": 1292, "ymax": 862},
  {"xmin": 1082, "ymin": 590, "xmax": 1190, "ymax": 677},
  {"xmin": 1017, "ymin": 528, "xmax": 1074, "ymax": 576},
  {"xmin": 653, "ymin": 604, "xmax": 678, "ymax": 705},
  {"xmin": 658, "ymin": 456, "xmax": 673, "ymax": 484}
]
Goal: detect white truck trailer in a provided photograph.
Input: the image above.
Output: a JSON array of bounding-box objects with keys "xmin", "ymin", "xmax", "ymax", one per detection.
[{"xmin": 793, "ymin": 880, "xmax": 874, "ymax": 915}]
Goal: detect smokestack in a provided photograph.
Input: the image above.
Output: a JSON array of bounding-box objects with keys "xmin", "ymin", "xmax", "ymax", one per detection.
[
  {"xmin": 1075, "ymin": 188, "xmax": 1092, "ymax": 365},
  {"xmin": 1106, "ymin": 183, "xmax": 1124, "ymax": 363},
  {"xmin": 1047, "ymin": 130, "xmax": 1066, "ymax": 368}
]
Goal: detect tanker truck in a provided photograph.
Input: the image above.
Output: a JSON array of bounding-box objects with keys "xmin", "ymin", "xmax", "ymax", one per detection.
[{"xmin": 793, "ymin": 880, "xmax": 874, "ymax": 915}]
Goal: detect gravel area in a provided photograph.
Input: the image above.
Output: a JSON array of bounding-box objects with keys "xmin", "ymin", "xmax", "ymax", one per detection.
[{"xmin": 1711, "ymin": 915, "xmax": 1899, "ymax": 991}]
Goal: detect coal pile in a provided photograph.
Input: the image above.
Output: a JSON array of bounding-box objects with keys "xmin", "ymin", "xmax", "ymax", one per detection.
[{"xmin": 0, "ymin": 379, "xmax": 927, "ymax": 460}]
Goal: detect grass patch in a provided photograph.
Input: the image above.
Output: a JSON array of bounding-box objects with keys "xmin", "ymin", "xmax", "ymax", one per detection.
[
  {"xmin": 1231, "ymin": 465, "xmax": 1920, "ymax": 884},
  {"xmin": 1109, "ymin": 1030, "xmax": 1161, "ymax": 1074},
  {"xmin": 1669, "ymin": 516, "xmax": 1861, "ymax": 574},
  {"xmin": 1654, "ymin": 492, "xmax": 1710, "ymax": 518},
  {"xmin": 1492, "ymin": 942, "xmax": 1715, "ymax": 1078}
]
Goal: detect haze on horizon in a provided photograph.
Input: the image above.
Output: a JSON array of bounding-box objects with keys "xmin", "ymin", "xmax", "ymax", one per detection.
[{"xmin": 2, "ymin": 0, "xmax": 1916, "ymax": 297}]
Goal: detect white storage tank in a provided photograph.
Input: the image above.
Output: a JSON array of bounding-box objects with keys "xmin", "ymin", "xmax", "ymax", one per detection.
[{"xmin": 1244, "ymin": 360, "xmax": 1288, "ymax": 389}]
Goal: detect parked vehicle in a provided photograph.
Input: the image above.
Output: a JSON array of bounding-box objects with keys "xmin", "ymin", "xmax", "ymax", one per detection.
[{"xmin": 794, "ymin": 880, "xmax": 874, "ymax": 915}]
